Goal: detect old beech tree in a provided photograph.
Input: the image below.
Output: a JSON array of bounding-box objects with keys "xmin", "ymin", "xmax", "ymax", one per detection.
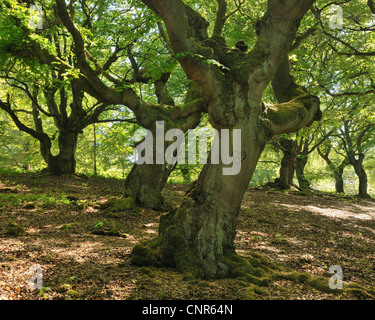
[
  {"xmin": 52, "ymin": 0, "xmax": 321, "ymax": 278},
  {"xmin": 130, "ymin": 0, "xmax": 322, "ymax": 278}
]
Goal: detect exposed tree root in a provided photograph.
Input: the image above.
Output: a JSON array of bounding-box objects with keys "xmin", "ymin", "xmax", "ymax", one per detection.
[{"xmin": 131, "ymin": 241, "xmax": 375, "ymax": 299}]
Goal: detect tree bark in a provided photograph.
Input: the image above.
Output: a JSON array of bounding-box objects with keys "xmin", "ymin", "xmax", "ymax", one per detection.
[
  {"xmin": 295, "ymin": 154, "xmax": 310, "ymax": 189},
  {"xmin": 124, "ymin": 81, "xmax": 203, "ymax": 210},
  {"xmin": 334, "ymin": 163, "xmax": 345, "ymax": 194},
  {"xmin": 124, "ymin": 163, "xmax": 172, "ymax": 211},
  {"xmin": 277, "ymin": 138, "xmax": 298, "ymax": 189},
  {"xmin": 39, "ymin": 130, "xmax": 79, "ymax": 175},
  {"xmin": 132, "ymin": 118, "xmax": 268, "ymax": 278},
  {"xmin": 317, "ymin": 147, "xmax": 347, "ymax": 194},
  {"xmin": 353, "ymin": 161, "xmax": 369, "ymax": 198},
  {"xmin": 162, "ymin": 124, "xmax": 264, "ymax": 278}
]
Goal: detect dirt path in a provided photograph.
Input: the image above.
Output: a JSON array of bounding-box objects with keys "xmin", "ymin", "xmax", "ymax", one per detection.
[{"xmin": 0, "ymin": 172, "xmax": 374, "ymax": 300}]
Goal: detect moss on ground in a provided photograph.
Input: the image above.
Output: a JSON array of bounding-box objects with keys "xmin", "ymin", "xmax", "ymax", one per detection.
[
  {"xmin": 3, "ymin": 222, "xmax": 25, "ymax": 236},
  {"xmin": 130, "ymin": 238, "xmax": 165, "ymax": 268},
  {"xmin": 99, "ymin": 197, "xmax": 136, "ymax": 218},
  {"xmin": 130, "ymin": 237, "xmax": 375, "ymax": 299}
]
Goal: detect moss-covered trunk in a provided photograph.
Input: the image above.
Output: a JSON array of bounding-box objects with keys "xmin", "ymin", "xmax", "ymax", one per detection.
[
  {"xmin": 130, "ymin": 0, "xmax": 320, "ymax": 279},
  {"xmin": 277, "ymin": 138, "xmax": 298, "ymax": 189},
  {"xmin": 132, "ymin": 118, "xmax": 268, "ymax": 278},
  {"xmin": 40, "ymin": 131, "xmax": 78, "ymax": 175},
  {"xmin": 296, "ymin": 154, "xmax": 310, "ymax": 189},
  {"xmin": 279, "ymin": 154, "xmax": 295, "ymax": 189},
  {"xmin": 124, "ymin": 163, "xmax": 172, "ymax": 211}
]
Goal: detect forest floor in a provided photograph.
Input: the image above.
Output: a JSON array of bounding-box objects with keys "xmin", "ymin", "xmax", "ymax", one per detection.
[{"xmin": 0, "ymin": 172, "xmax": 374, "ymax": 300}]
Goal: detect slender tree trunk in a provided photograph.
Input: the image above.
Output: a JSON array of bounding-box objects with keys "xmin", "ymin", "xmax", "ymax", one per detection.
[
  {"xmin": 275, "ymin": 138, "xmax": 297, "ymax": 189},
  {"xmin": 334, "ymin": 166, "xmax": 345, "ymax": 194},
  {"xmin": 93, "ymin": 123, "xmax": 97, "ymax": 176},
  {"xmin": 295, "ymin": 154, "xmax": 310, "ymax": 189},
  {"xmin": 317, "ymin": 148, "xmax": 347, "ymax": 194},
  {"xmin": 353, "ymin": 162, "xmax": 369, "ymax": 198}
]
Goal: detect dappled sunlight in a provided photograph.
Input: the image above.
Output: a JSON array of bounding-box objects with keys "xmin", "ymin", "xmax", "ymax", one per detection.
[
  {"xmin": 2, "ymin": 173, "xmax": 375, "ymax": 299},
  {"xmin": 236, "ymin": 229, "xmax": 307, "ymax": 254},
  {"xmin": 48, "ymin": 241, "xmax": 107, "ymax": 264},
  {"xmin": 26, "ymin": 227, "xmax": 40, "ymax": 234},
  {"xmin": 274, "ymin": 202, "xmax": 375, "ymax": 221},
  {"xmin": 144, "ymin": 229, "xmax": 157, "ymax": 234},
  {"xmin": 142, "ymin": 222, "xmax": 158, "ymax": 235},
  {"xmin": 0, "ymin": 238, "xmax": 26, "ymax": 253},
  {"xmin": 102, "ymin": 279, "xmax": 137, "ymax": 299},
  {"xmin": 302, "ymin": 205, "xmax": 374, "ymax": 221}
]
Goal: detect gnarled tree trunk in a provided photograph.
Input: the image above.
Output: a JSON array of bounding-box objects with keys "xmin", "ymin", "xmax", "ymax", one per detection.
[
  {"xmin": 124, "ymin": 81, "xmax": 203, "ymax": 210},
  {"xmin": 50, "ymin": 131, "xmax": 78, "ymax": 175},
  {"xmin": 48, "ymin": 0, "xmax": 321, "ymax": 278},
  {"xmin": 130, "ymin": 0, "xmax": 320, "ymax": 279},
  {"xmin": 124, "ymin": 163, "xmax": 172, "ymax": 211},
  {"xmin": 156, "ymin": 120, "xmax": 267, "ymax": 278}
]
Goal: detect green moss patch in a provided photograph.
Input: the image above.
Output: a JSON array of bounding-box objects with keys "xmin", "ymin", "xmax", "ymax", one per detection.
[
  {"xmin": 91, "ymin": 220, "xmax": 128, "ymax": 238},
  {"xmin": 100, "ymin": 197, "xmax": 136, "ymax": 217},
  {"xmin": 130, "ymin": 238, "xmax": 165, "ymax": 268},
  {"xmin": 3, "ymin": 222, "xmax": 25, "ymax": 237}
]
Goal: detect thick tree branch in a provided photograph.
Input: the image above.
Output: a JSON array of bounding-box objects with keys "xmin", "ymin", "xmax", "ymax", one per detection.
[
  {"xmin": 264, "ymin": 96, "xmax": 320, "ymax": 135},
  {"xmin": 265, "ymin": 54, "xmax": 321, "ymax": 135},
  {"xmin": 141, "ymin": 0, "xmax": 216, "ymax": 94},
  {"xmin": 318, "ymin": 83, "xmax": 375, "ymax": 97},
  {"xmin": 0, "ymin": 98, "xmax": 50, "ymax": 143},
  {"xmin": 368, "ymin": 0, "xmax": 375, "ymax": 14},
  {"xmin": 213, "ymin": 0, "xmax": 228, "ymax": 38},
  {"xmin": 290, "ymin": 24, "xmax": 318, "ymax": 51},
  {"xmin": 12, "ymin": 109, "xmax": 33, "ymax": 115},
  {"xmin": 154, "ymin": 72, "xmax": 175, "ymax": 106},
  {"xmin": 95, "ymin": 118, "xmax": 137, "ymax": 124}
]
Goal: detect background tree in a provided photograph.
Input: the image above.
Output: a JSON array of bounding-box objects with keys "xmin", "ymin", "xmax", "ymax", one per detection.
[
  {"xmin": 317, "ymin": 144, "xmax": 349, "ymax": 194},
  {"xmin": 0, "ymin": 70, "xmax": 110, "ymax": 175},
  {"xmin": 339, "ymin": 117, "xmax": 375, "ymax": 198},
  {"xmin": 270, "ymin": 136, "xmax": 299, "ymax": 189}
]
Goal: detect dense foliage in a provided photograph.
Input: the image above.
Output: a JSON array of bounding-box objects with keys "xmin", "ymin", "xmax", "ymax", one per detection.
[{"xmin": 0, "ymin": 0, "xmax": 374, "ymax": 193}]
